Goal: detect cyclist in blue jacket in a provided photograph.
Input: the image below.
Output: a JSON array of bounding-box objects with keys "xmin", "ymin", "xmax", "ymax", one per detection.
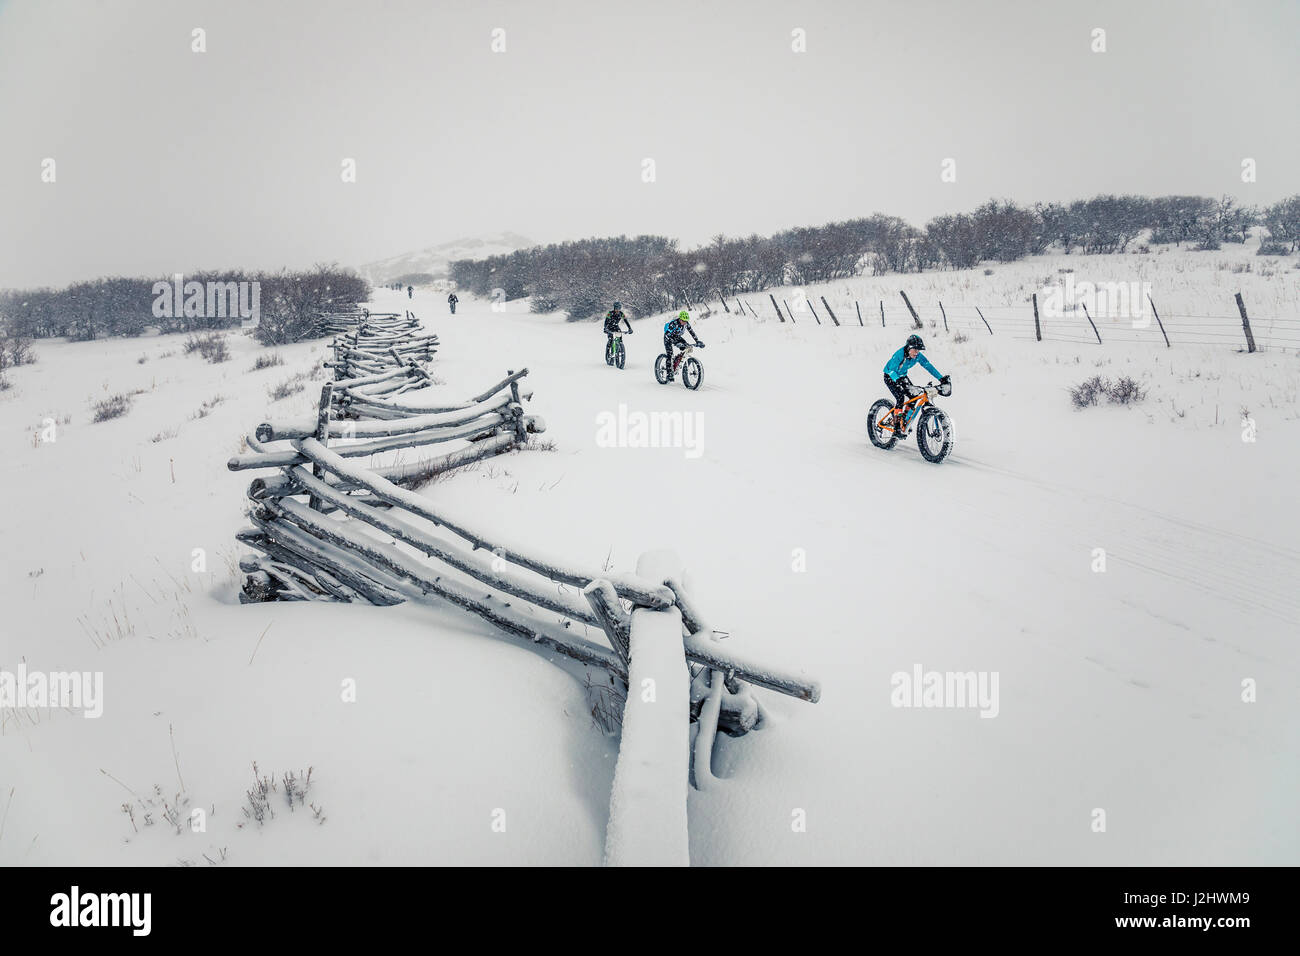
[{"xmin": 884, "ymin": 334, "xmax": 949, "ymax": 437}]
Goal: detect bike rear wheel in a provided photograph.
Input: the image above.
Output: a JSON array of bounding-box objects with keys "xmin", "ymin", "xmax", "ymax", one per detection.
[
  {"xmin": 868, "ymin": 399, "xmax": 899, "ymax": 449},
  {"xmin": 654, "ymin": 354, "xmax": 669, "ymax": 384},
  {"xmin": 916, "ymin": 406, "xmax": 953, "ymax": 463},
  {"xmin": 682, "ymin": 357, "xmax": 702, "ymax": 390}
]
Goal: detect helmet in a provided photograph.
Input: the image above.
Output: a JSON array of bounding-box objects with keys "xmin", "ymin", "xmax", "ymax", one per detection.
[
  {"xmin": 905, "ymin": 334, "xmax": 925, "ymax": 351},
  {"xmin": 613, "ymin": 301, "xmax": 621, "ymax": 310},
  {"xmin": 679, "ymin": 310, "xmax": 690, "ymax": 321}
]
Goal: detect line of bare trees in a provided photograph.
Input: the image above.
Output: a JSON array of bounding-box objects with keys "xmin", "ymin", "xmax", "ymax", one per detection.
[
  {"xmin": 0, "ymin": 265, "xmax": 370, "ymax": 345},
  {"xmin": 449, "ymin": 194, "xmax": 1300, "ymax": 321}
]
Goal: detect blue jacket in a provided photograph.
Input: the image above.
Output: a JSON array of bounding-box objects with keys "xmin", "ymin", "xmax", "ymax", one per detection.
[{"xmin": 884, "ymin": 347, "xmax": 941, "ymax": 382}]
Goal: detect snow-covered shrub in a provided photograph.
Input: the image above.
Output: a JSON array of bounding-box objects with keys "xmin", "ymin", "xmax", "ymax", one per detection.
[
  {"xmin": 249, "ymin": 352, "xmax": 284, "ymax": 371},
  {"xmin": 268, "ymin": 372, "xmax": 309, "ymax": 401},
  {"xmin": 1106, "ymin": 376, "xmax": 1147, "ymax": 404},
  {"xmin": 93, "ymin": 393, "xmax": 133, "ymax": 422},
  {"xmin": 185, "ymin": 332, "xmax": 229, "ymax": 363},
  {"xmin": 1071, "ymin": 374, "xmax": 1146, "ymax": 408},
  {"xmin": 1070, "ymin": 376, "xmax": 1105, "ymax": 408}
]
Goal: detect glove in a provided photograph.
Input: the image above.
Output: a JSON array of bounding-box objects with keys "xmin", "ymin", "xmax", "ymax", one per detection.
[
  {"xmin": 940, "ymin": 374, "xmax": 951, "ymax": 384},
  {"xmin": 695, "ymin": 340, "xmax": 706, "ymax": 348}
]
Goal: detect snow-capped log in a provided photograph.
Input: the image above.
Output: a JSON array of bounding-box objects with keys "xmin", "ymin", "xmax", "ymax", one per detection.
[
  {"xmin": 290, "ymin": 436, "xmax": 676, "ymax": 610},
  {"xmin": 682, "ymin": 630, "xmax": 820, "ymax": 703},
  {"xmin": 256, "ymin": 497, "xmax": 624, "ymax": 673},
  {"xmin": 278, "ymin": 481, "xmax": 604, "ymax": 629},
  {"xmin": 692, "ymin": 669, "xmax": 725, "ymax": 791},
  {"xmin": 255, "ymin": 392, "xmax": 517, "ymax": 442},
  {"xmin": 582, "ymin": 579, "xmax": 632, "ymax": 668},
  {"xmin": 227, "ymin": 413, "xmax": 540, "ymax": 471},
  {"xmin": 604, "ymin": 550, "xmax": 692, "ymax": 867}
]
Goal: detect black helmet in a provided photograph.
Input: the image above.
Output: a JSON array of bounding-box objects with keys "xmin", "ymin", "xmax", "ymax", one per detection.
[
  {"xmin": 613, "ymin": 301, "xmax": 621, "ymax": 310},
  {"xmin": 905, "ymin": 334, "xmax": 925, "ymax": 351}
]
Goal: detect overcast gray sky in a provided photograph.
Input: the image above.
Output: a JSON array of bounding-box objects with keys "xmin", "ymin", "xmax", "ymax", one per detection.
[{"xmin": 1, "ymin": 0, "xmax": 1297, "ymax": 288}]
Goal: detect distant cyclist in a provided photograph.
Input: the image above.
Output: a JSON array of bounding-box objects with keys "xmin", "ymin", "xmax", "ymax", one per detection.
[
  {"xmin": 604, "ymin": 301, "xmax": 632, "ymax": 356},
  {"xmin": 883, "ymin": 334, "xmax": 949, "ymax": 438},
  {"xmin": 447, "ymin": 292, "xmax": 459, "ymax": 314},
  {"xmin": 663, "ymin": 310, "xmax": 703, "ymax": 381}
]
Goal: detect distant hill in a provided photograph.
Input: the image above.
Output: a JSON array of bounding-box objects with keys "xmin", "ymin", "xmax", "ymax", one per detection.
[{"xmin": 360, "ymin": 232, "xmax": 536, "ymax": 286}]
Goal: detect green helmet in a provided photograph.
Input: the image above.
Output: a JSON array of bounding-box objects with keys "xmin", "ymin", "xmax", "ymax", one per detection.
[{"xmin": 679, "ymin": 310, "xmax": 690, "ymax": 321}]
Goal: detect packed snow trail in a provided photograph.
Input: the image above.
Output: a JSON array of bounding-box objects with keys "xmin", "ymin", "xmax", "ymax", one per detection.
[{"xmin": 1, "ymin": 272, "xmax": 1296, "ymax": 866}]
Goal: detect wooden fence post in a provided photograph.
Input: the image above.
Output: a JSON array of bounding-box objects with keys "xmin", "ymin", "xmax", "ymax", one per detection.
[
  {"xmin": 1234, "ymin": 292, "xmax": 1257, "ymax": 353},
  {"xmin": 1146, "ymin": 295, "xmax": 1171, "ymax": 348},
  {"xmin": 938, "ymin": 301, "xmax": 949, "ymax": 332},
  {"xmin": 507, "ymin": 370, "xmax": 528, "ymax": 443},
  {"xmin": 899, "ymin": 291, "xmax": 923, "ymax": 330},
  {"xmin": 806, "ymin": 299, "xmax": 821, "ymax": 325},
  {"xmin": 783, "ymin": 299, "xmax": 796, "ymax": 324},
  {"xmin": 309, "ymin": 384, "xmax": 333, "ymax": 511},
  {"xmin": 718, "ymin": 295, "xmax": 730, "ymax": 314},
  {"xmin": 1080, "ymin": 303, "xmax": 1103, "ymax": 344},
  {"xmin": 769, "ymin": 294, "xmax": 785, "ymax": 323},
  {"xmin": 880, "ymin": 300, "xmax": 886, "ymax": 327},
  {"xmin": 1032, "ymin": 293, "xmax": 1042, "ymax": 342},
  {"xmin": 820, "ymin": 296, "xmax": 840, "ymax": 326},
  {"xmin": 975, "ymin": 306, "xmax": 993, "ymax": 335},
  {"xmin": 855, "ymin": 301, "xmax": 864, "ymax": 326}
]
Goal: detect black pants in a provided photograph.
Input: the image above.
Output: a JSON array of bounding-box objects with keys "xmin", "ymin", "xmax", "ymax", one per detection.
[
  {"xmin": 449, "ymin": 302, "xmax": 456, "ymax": 314},
  {"xmin": 665, "ymin": 334, "xmax": 689, "ymax": 373},
  {"xmin": 885, "ymin": 373, "xmax": 911, "ymax": 408}
]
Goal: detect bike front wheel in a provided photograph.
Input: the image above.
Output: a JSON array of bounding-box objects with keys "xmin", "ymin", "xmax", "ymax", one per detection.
[
  {"xmin": 682, "ymin": 357, "xmax": 703, "ymax": 390},
  {"xmin": 867, "ymin": 399, "xmax": 899, "ymax": 449},
  {"xmin": 615, "ymin": 341, "xmax": 626, "ymax": 369},
  {"xmin": 916, "ymin": 406, "xmax": 953, "ymax": 463},
  {"xmin": 654, "ymin": 354, "xmax": 669, "ymax": 384}
]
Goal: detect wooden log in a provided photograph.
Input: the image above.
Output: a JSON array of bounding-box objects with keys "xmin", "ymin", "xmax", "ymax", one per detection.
[
  {"xmin": 507, "ymin": 370, "xmax": 529, "ymax": 444},
  {"xmin": 228, "ymin": 414, "xmax": 523, "ymax": 471},
  {"xmin": 682, "ymin": 630, "xmax": 819, "ymax": 702},
  {"xmin": 783, "ymin": 299, "xmax": 796, "ymax": 324},
  {"xmin": 309, "ymin": 384, "xmax": 333, "ymax": 511},
  {"xmin": 1235, "ymin": 292, "xmax": 1257, "ymax": 353},
  {"xmin": 257, "ymin": 393, "xmax": 516, "ymax": 442},
  {"xmin": 1032, "ymin": 293, "xmax": 1042, "ymax": 342},
  {"xmin": 290, "ymin": 437, "xmax": 678, "ymax": 610},
  {"xmin": 806, "ymin": 299, "xmax": 821, "ymax": 325},
  {"xmin": 900, "ymin": 290, "xmax": 923, "ymax": 329},
  {"xmin": 1147, "ymin": 294, "xmax": 1171, "ymax": 347},
  {"xmin": 769, "ymin": 293, "xmax": 785, "ymax": 323},
  {"xmin": 582, "ymin": 579, "xmax": 632, "ymax": 668},
  {"xmin": 260, "ymin": 497, "xmax": 626, "ymax": 674},
  {"xmin": 281, "ymin": 474, "xmax": 602, "ymax": 627},
  {"xmin": 938, "ymin": 300, "xmax": 949, "ymax": 332},
  {"xmin": 855, "ymin": 301, "xmax": 863, "ymax": 326},
  {"xmin": 239, "ymin": 522, "xmax": 406, "ymax": 605},
  {"xmin": 975, "ymin": 306, "xmax": 994, "ymax": 335},
  {"xmin": 692, "ymin": 667, "xmax": 725, "ymax": 791},
  {"xmin": 1081, "ymin": 302, "xmax": 1103, "ymax": 344},
  {"xmin": 820, "ymin": 296, "xmax": 840, "ymax": 326}
]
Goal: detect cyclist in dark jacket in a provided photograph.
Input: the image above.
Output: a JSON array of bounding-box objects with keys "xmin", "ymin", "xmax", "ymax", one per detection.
[
  {"xmin": 447, "ymin": 292, "xmax": 459, "ymax": 314},
  {"xmin": 603, "ymin": 301, "xmax": 631, "ymax": 336},
  {"xmin": 663, "ymin": 310, "xmax": 702, "ymax": 381}
]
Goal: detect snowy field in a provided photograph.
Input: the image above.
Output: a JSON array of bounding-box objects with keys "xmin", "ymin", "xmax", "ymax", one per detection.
[{"xmin": 2, "ymin": 245, "xmax": 1298, "ymax": 866}]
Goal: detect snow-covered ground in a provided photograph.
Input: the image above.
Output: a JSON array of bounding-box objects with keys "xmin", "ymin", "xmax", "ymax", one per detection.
[{"xmin": 2, "ymin": 245, "xmax": 1298, "ymax": 866}]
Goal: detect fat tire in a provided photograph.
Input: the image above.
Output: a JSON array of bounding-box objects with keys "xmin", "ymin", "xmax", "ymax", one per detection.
[
  {"xmin": 916, "ymin": 406, "xmax": 953, "ymax": 463},
  {"xmin": 682, "ymin": 357, "xmax": 703, "ymax": 390},
  {"xmin": 868, "ymin": 399, "xmax": 899, "ymax": 450}
]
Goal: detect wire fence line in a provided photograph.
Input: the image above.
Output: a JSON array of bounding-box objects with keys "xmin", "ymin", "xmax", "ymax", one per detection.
[{"xmin": 751, "ymin": 291, "xmax": 1300, "ymax": 353}]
